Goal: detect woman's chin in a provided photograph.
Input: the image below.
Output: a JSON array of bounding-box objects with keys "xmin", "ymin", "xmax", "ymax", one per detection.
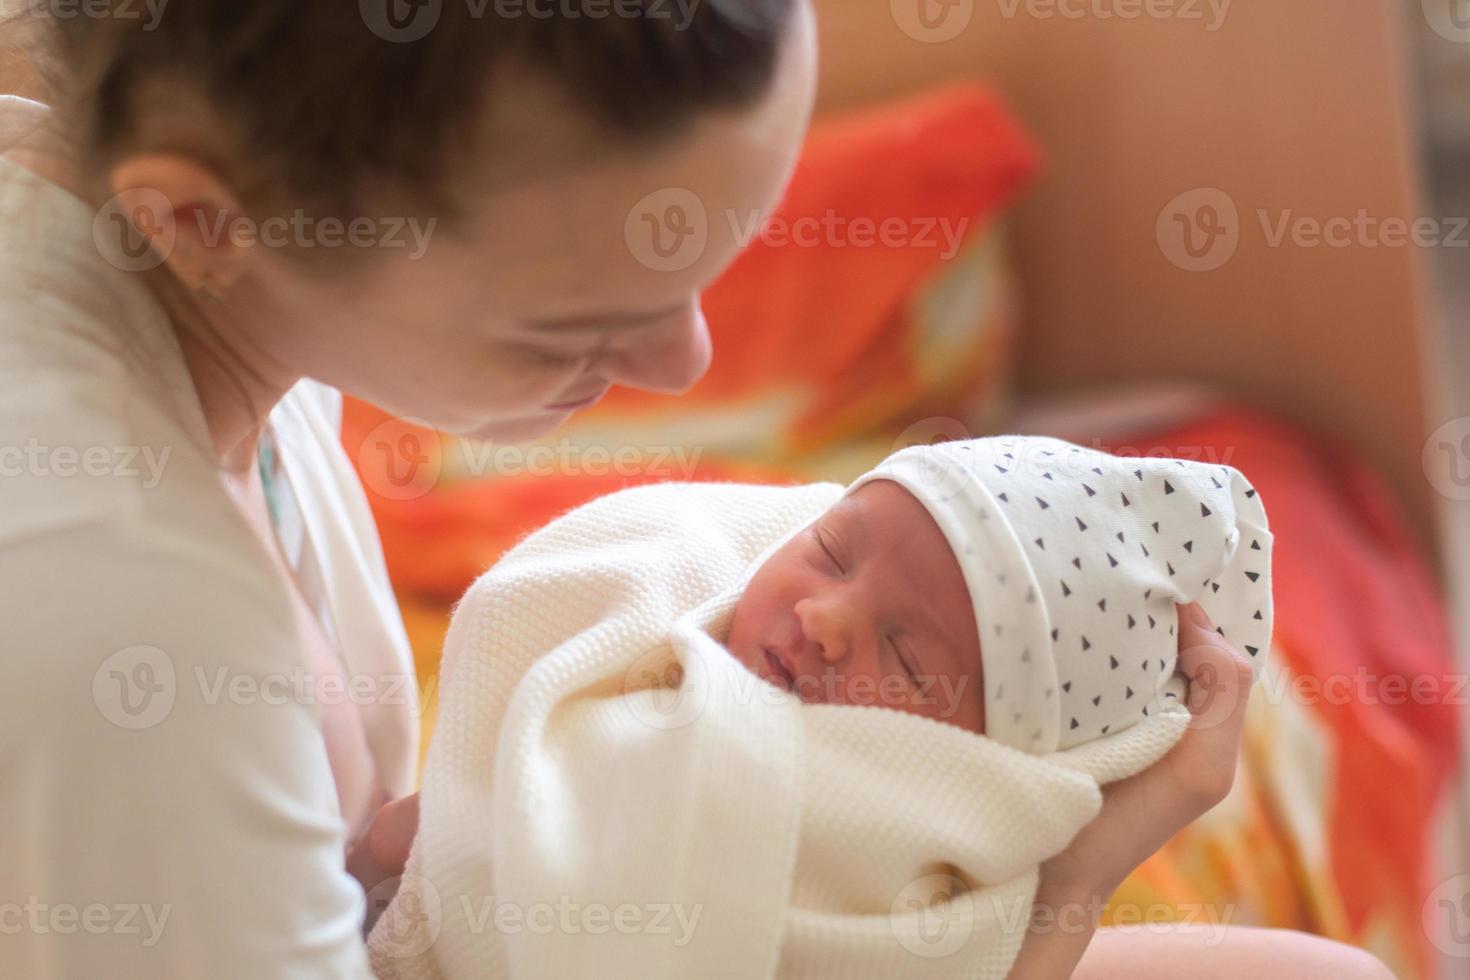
[{"xmin": 461, "ymin": 411, "xmax": 571, "ymax": 444}]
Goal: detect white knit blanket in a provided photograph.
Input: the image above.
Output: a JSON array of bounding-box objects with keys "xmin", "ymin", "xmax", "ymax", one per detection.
[{"xmin": 369, "ymin": 482, "xmax": 1191, "ymax": 980}]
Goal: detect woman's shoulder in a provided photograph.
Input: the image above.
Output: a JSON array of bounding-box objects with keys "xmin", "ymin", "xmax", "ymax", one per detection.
[
  {"xmin": 0, "ymin": 278, "xmax": 238, "ymax": 548},
  {"xmin": 0, "ymin": 342, "xmax": 288, "ymax": 666},
  {"xmin": 0, "ymin": 157, "xmax": 287, "ymax": 649}
]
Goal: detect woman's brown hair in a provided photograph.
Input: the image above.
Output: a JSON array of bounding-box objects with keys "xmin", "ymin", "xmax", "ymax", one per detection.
[{"xmin": 35, "ymin": 0, "xmax": 796, "ymax": 215}]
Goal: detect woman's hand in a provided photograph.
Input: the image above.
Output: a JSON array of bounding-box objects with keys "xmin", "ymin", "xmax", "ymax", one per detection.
[
  {"xmin": 1007, "ymin": 602, "xmax": 1258, "ymax": 978},
  {"xmin": 1043, "ymin": 601, "xmax": 1258, "ymax": 897},
  {"xmin": 345, "ymin": 792, "xmax": 420, "ymax": 899}
]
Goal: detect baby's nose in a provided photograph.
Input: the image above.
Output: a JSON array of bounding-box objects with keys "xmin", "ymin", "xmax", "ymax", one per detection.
[
  {"xmin": 797, "ymin": 600, "xmax": 852, "ymax": 664},
  {"xmin": 814, "ymin": 633, "xmax": 850, "ymax": 665}
]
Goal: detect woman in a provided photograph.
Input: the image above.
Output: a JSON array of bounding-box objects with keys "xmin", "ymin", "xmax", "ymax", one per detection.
[{"xmin": 0, "ymin": 2, "xmax": 1391, "ymax": 977}]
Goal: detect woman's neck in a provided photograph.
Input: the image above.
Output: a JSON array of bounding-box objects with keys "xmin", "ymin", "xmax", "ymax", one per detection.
[{"xmin": 151, "ymin": 268, "xmax": 299, "ymax": 475}]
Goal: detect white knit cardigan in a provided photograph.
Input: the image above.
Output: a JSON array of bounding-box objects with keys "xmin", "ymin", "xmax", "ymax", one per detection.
[{"xmin": 369, "ymin": 482, "xmax": 1190, "ymax": 979}]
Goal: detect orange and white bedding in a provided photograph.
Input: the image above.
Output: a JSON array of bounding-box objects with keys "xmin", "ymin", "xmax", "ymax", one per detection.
[
  {"xmin": 341, "ymin": 83, "xmax": 1460, "ymax": 978},
  {"xmin": 347, "ymin": 399, "xmax": 1458, "ymax": 978}
]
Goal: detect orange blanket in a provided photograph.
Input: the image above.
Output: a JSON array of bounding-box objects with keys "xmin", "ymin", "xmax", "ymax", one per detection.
[{"xmin": 1089, "ymin": 407, "xmax": 1458, "ymax": 980}]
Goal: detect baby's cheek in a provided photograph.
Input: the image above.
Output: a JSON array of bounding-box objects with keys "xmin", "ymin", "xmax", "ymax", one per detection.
[
  {"xmin": 919, "ymin": 664, "xmax": 985, "ymax": 734},
  {"xmin": 727, "ymin": 586, "xmax": 774, "ymax": 670}
]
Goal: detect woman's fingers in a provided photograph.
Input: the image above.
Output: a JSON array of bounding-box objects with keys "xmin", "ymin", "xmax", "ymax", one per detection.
[
  {"xmin": 1040, "ymin": 605, "xmax": 1261, "ymax": 898},
  {"xmin": 1175, "ymin": 602, "xmax": 1256, "ymax": 726},
  {"xmin": 346, "ymin": 791, "xmax": 421, "ymax": 903},
  {"xmin": 1168, "ymin": 603, "xmax": 1257, "ymax": 809},
  {"xmin": 367, "ymin": 791, "xmax": 420, "ymax": 873}
]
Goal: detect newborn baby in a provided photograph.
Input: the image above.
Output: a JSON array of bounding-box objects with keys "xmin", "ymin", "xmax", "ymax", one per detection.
[
  {"xmin": 727, "ymin": 435, "xmax": 1273, "ymax": 752},
  {"xmin": 374, "ymin": 434, "xmax": 1275, "ymax": 979}
]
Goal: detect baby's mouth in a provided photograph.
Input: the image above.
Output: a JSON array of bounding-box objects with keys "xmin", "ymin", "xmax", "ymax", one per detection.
[{"xmin": 763, "ymin": 647, "xmax": 796, "ymax": 691}]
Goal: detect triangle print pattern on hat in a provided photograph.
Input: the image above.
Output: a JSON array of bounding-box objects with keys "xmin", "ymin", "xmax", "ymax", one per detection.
[{"xmin": 846, "ymin": 435, "xmax": 1273, "ymax": 754}]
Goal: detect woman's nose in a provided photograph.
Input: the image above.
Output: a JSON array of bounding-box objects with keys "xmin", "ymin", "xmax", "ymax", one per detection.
[
  {"xmin": 795, "ymin": 597, "xmax": 853, "ymax": 665},
  {"xmin": 596, "ymin": 301, "xmax": 712, "ymax": 395}
]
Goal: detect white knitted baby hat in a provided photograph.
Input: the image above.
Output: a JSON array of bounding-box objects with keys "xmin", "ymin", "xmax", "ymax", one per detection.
[{"xmin": 846, "ymin": 435, "xmax": 1273, "ymax": 754}]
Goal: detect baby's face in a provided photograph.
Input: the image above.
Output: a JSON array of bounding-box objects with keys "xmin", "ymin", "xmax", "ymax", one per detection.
[{"xmin": 727, "ymin": 479, "xmax": 985, "ymax": 732}]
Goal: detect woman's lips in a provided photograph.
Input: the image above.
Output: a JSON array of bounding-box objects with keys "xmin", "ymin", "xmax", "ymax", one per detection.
[
  {"xmin": 544, "ymin": 387, "xmax": 610, "ymax": 412},
  {"xmin": 763, "ymin": 647, "xmax": 796, "ymax": 691}
]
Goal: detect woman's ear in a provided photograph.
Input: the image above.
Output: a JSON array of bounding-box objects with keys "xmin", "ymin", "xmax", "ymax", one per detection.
[{"xmin": 102, "ymin": 153, "xmax": 249, "ymax": 294}]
